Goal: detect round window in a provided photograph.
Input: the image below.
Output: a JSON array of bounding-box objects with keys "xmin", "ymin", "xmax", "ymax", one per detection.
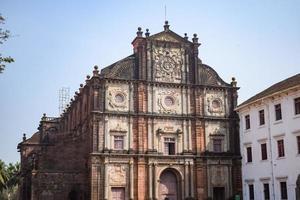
[
  {"xmin": 212, "ymin": 99, "xmax": 221, "ymax": 109},
  {"xmin": 164, "ymin": 96, "xmax": 175, "ymax": 106},
  {"xmin": 115, "ymin": 93, "xmax": 125, "ymax": 103}
]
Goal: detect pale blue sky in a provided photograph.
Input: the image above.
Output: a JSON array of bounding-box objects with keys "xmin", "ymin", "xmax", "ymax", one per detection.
[{"xmin": 1, "ymin": 0, "xmax": 299, "ymax": 163}]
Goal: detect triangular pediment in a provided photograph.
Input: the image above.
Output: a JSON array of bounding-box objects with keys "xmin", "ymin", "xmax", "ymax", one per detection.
[{"xmin": 150, "ymin": 31, "xmax": 191, "ymax": 44}]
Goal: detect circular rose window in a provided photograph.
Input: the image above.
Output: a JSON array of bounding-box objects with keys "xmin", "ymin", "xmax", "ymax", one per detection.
[
  {"xmin": 212, "ymin": 99, "xmax": 221, "ymax": 109},
  {"xmin": 164, "ymin": 96, "xmax": 175, "ymax": 107},
  {"xmin": 115, "ymin": 93, "xmax": 125, "ymax": 103}
]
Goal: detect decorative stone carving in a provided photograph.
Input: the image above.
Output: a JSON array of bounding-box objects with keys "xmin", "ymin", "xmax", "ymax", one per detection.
[
  {"xmin": 205, "ymin": 121, "xmax": 227, "ymax": 152},
  {"xmin": 109, "ymin": 165, "xmax": 126, "ymax": 185},
  {"xmin": 154, "ymin": 33, "xmax": 180, "ymax": 43},
  {"xmin": 205, "ymin": 90, "xmax": 226, "ymax": 117},
  {"xmin": 156, "ymin": 127, "xmax": 182, "ymax": 135},
  {"xmin": 107, "ymin": 86, "xmax": 129, "ymax": 111},
  {"xmin": 153, "ymin": 46, "xmax": 183, "ymax": 83},
  {"xmin": 211, "ymin": 166, "xmax": 226, "ymax": 186},
  {"xmin": 157, "ymin": 90, "xmax": 180, "ymax": 114},
  {"xmin": 110, "ymin": 123, "xmax": 127, "ymax": 134},
  {"xmin": 91, "ymin": 156, "xmax": 101, "ymax": 165}
]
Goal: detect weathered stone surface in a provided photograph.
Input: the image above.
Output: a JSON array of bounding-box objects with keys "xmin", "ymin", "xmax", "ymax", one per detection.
[{"xmin": 18, "ymin": 22, "xmax": 241, "ymax": 200}]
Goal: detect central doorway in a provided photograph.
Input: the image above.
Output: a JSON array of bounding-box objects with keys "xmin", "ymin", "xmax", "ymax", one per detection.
[
  {"xmin": 159, "ymin": 169, "xmax": 180, "ymax": 200},
  {"xmin": 213, "ymin": 187, "xmax": 225, "ymax": 200}
]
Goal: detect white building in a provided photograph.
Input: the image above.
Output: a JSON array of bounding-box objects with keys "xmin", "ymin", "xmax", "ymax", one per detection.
[{"xmin": 236, "ymin": 74, "xmax": 300, "ymax": 200}]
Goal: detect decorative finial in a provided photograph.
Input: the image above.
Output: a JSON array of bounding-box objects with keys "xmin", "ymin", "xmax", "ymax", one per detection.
[
  {"xmin": 93, "ymin": 65, "xmax": 99, "ymax": 76},
  {"xmin": 136, "ymin": 27, "xmax": 143, "ymax": 37},
  {"xmin": 164, "ymin": 20, "xmax": 170, "ymax": 31},
  {"xmin": 80, "ymin": 84, "xmax": 83, "ymax": 88},
  {"xmin": 192, "ymin": 33, "xmax": 198, "ymax": 44},
  {"xmin": 184, "ymin": 33, "xmax": 188, "ymax": 40},
  {"xmin": 42, "ymin": 113, "xmax": 46, "ymax": 121},
  {"xmin": 23, "ymin": 133, "xmax": 26, "ymax": 141},
  {"xmin": 231, "ymin": 77, "xmax": 237, "ymax": 87},
  {"xmin": 145, "ymin": 29, "xmax": 150, "ymax": 37}
]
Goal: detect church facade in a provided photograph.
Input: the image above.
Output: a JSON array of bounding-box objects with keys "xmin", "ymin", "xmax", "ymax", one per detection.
[{"xmin": 18, "ymin": 22, "xmax": 242, "ymax": 200}]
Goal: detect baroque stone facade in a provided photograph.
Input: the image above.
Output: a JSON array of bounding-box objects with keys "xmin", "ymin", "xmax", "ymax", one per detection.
[{"xmin": 18, "ymin": 22, "xmax": 242, "ymax": 200}]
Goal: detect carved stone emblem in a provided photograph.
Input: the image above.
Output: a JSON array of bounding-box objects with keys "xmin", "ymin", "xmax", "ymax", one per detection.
[
  {"xmin": 107, "ymin": 88, "xmax": 128, "ymax": 111},
  {"xmin": 153, "ymin": 47, "xmax": 183, "ymax": 83},
  {"xmin": 157, "ymin": 90, "xmax": 179, "ymax": 114},
  {"xmin": 109, "ymin": 165, "xmax": 126, "ymax": 185},
  {"xmin": 205, "ymin": 91, "xmax": 225, "ymax": 116}
]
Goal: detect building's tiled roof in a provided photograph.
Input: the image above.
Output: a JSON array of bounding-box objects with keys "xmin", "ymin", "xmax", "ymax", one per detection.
[
  {"xmin": 100, "ymin": 55, "xmax": 135, "ymax": 79},
  {"xmin": 23, "ymin": 132, "xmax": 40, "ymax": 144},
  {"xmin": 237, "ymin": 73, "xmax": 300, "ymax": 109}
]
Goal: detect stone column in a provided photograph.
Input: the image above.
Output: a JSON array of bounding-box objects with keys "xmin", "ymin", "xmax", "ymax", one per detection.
[
  {"xmin": 129, "ymin": 117, "xmax": 133, "ymax": 151},
  {"xmin": 152, "ymin": 119, "xmax": 155, "ymax": 150},
  {"xmin": 92, "ymin": 120, "xmax": 99, "ymax": 151},
  {"xmin": 183, "ymin": 121, "xmax": 187, "ymax": 152},
  {"xmin": 148, "ymin": 163, "xmax": 153, "ymax": 199},
  {"xmin": 187, "ymin": 88, "xmax": 190, "ymax": 113},
  {"xmin": 178, "ymin": 133, "xmax": 182, "ymax": 153},
  {"xmin": 154, "ymin": 163, "xmax": 158, "ymax": 200},
  {"xmin": 185, "ymin": 161, "xmax": 189, "ymax": 198},
  {"xmin": 129, "ymin": 159, "xmax": 134, "ymax": 200},
  {"xmin": 30, "ymin": 172, "xmax": 37, "ymax": 200},
  {"xmin": 190, "ymin": 162, "xmax": 194, "ymax": 198},
  {"xmin": 104, "ymin": 161, "xmax": 108, "ymax": 200},
  {"xmin": 188, "ymin": 120, "xmax": 192, "ymax": 151},
  {"xmin": 148, "ymin": 119, "xmax": 152, "ymax": 151},
  {"xmin": 104, "ymin": 116, "xmax": 109, "ymax": 151}
]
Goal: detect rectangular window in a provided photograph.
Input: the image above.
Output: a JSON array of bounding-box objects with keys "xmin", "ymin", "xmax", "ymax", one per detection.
[
  {"xmin": 245, "ymin": 115, "xmax": 251, "ymax": 130},
  {"xmin": 295, "ymin": 97, "xmax": 300, "ymax": 115},
  {"xmin": 259, "ymin": 110, "xmax": 265, "ymax": 125},
  {"xmin": 213, "ymin": 139, "xmax": 222, "ymax": 152},
  {"xmin": 249, "ymin": 184, "xmax": 254, "ymax": 200},
  {"xmin": 114, "ymin": 136, "xmax": 124, "ymax": 150},
  {"xmin": 164, "ymin": 137, "xmax": 175, "ymax": 155},
  {"xmin": 261, "ymin": 143, "xmax": 268, "ymax": 160},
  {"xmin": 297, "ymin": 136, "xmax": 300, "ymax": 154},
  {"xmin": 111, "ymin": 187, "xmax": 125, "ymax": 200},
  {"xmin": 280, "ymin": 181, "xmax": 288, "ymax": 199},
  {"xmin": 277, "ymin": 139, "xmax": 285, "ymax": 157},
  {"xmin": 247, "ymin": 147, "xmax": 252, "ymax": 162},
  {"xmin": 275, "ymin": 104, "xmax": 282, "ymax": 121},
  {"xmin": 263, "ymin": 183, "xmax": 270, "ymax": 200}
]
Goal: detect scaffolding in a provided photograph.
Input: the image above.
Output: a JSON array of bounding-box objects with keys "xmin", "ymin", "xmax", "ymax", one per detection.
[{"xmin": 59, "ymin": 87, "xmax": 70, "ymax": 115}]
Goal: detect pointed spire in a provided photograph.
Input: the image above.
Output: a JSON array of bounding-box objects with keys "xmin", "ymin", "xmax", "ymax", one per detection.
[{"xmin": 164, "ymin": 21, "xmax": 170, "ymax": 31}]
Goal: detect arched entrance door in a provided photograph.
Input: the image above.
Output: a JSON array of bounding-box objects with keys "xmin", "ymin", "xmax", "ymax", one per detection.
[{"xmin": 159, "ymin": 169, "xmax": 180, "ymax": 200}]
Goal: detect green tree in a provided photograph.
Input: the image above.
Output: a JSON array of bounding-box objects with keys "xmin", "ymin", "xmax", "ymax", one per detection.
[
  {"xmin": 0, "ymin": 160, "xmax": 20, "ymax": 200},
  {"xmin": 0, "ymin": 14, "xmax": 14, "ymax": 73},
  {"xmin": 0, "ymin": 160, "xmax": 8, "ymax": 191}
]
